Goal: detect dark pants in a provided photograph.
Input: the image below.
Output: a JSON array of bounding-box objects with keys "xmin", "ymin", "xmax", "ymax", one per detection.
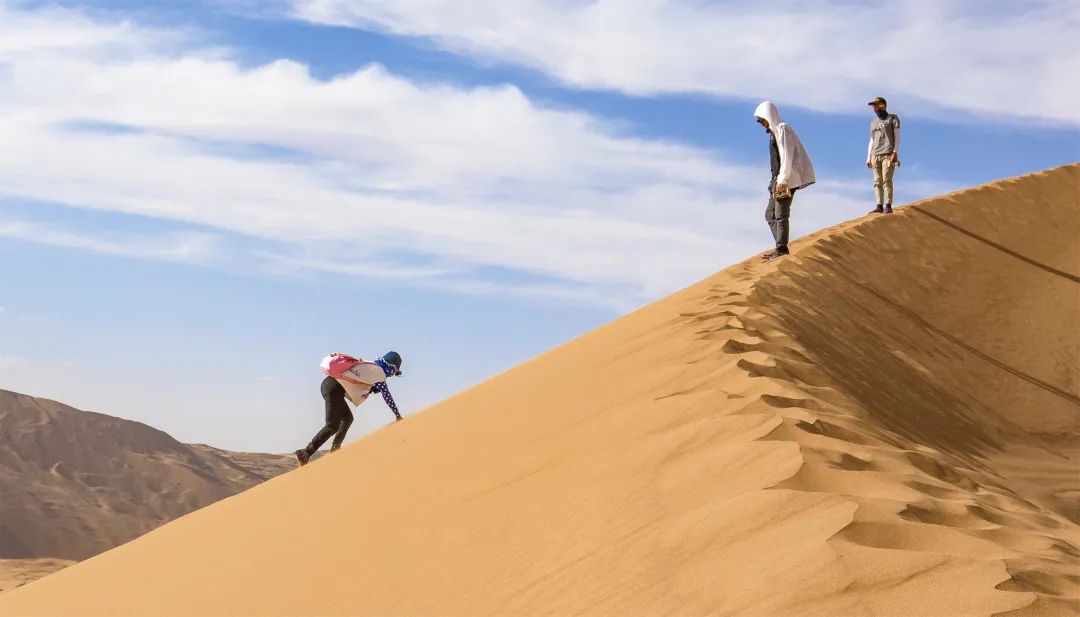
[
  {"xmin": 765, "ymin": 189, "xmax": 795, "ymax": 252},
  {"xmin": 305, "ymin": 376, "xmax": 354, "ymax": 454}
]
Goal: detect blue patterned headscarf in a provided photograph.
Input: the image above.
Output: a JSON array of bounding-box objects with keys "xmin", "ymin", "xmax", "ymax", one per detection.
[{"xmin": 374, "ymin": 357, "xmax": 396, "ymax": 378}]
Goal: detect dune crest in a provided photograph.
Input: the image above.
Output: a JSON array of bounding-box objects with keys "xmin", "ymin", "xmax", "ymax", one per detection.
[{"xmin": 1, "ymin": 165, "xmax": 1077, "ymax": 616}]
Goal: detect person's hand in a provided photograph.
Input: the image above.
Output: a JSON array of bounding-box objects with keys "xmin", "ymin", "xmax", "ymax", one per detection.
[
  {"xmin": 866, "ymin": 160, "xmax": 873, "ymax": 169},
  {"xmin": 775, "ymin": 182, "xmax": 787, "ymax": 195},
  {"xmin": 889, "ymin": 152, "xmax": 899, "ymax": 164}
]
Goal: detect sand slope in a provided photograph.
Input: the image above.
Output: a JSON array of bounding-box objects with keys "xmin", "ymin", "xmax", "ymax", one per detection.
[
  {"xmin": 0, "ymin": 390, "xmax": 293, "ymax": 588},
  {"xmin": 1, "ymin": 165, "xmax": 1077, "ymax": 616}
]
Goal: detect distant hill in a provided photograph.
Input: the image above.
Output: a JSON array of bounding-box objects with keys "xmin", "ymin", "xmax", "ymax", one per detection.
[{"xmin": 0, "ymin": 389, "xmax": 293, "ymax": 590}]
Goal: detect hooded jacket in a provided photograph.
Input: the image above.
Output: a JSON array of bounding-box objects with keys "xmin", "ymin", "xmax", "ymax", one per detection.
[{"xmin": 754, "ymin": 101, "xmax": 816, "ymax": 191}]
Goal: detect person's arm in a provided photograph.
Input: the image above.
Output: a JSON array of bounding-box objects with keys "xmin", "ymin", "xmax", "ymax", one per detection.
[
  {"xmin": 371, "ymin": 382, "xmax": 402, "ymax": 421},
  {"xmin": 867, "ymin": 137, "xmax": 873, "ymax": 167},
  {"xmin": 775, "ymin": 125, "xmax": 795, "ymax": 191},
  {"xmin": 890, "ymin": 116, "xmax": 901, "ymax": 163}
]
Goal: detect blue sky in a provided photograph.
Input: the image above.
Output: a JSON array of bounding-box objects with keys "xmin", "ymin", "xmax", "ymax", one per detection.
[{"xmin": 1, "ymin": 0, "xmax": 1077, "ymax": 452}]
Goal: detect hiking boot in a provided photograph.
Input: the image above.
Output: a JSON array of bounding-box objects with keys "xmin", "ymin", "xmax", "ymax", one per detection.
[
  {"xmin": 884, "ymin": 204, "xmax": 893, "ymax": 214},
  {"xmin": 763, "ymin": 250, "xmax": 788, "ymax": 262},
  {"xmin": 870, "ymin": 205, "xmax": 885, "ymax": 214},
  {"xmin": 295, "ymin": 448, "xmax": 311, "ymax": 466}
]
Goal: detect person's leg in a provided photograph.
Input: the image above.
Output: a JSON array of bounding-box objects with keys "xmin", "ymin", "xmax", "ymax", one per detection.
[
  {"xmin": 306, "ymin": 377, "xmax": 347, "ymax": 455},
  {"xmin": 765, "ymin": 194, "xmax": 779, "ymax": 247},
  {"xmin": 330, "ymin": 407, "xmax": 354, "ymax": 451},
  {"xmin": 882, "ymin": 156, "xmax": 896, "ymax": 211},
  {"xmin": 773, "ymin": 193, "xmax": 793, "ymax": 253},
  {"xmin": 871, "ymin": 155, "xmax": 885, "ymax": 212}
]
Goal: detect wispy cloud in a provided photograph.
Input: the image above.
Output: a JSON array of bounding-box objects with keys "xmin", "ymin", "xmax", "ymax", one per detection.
[
  {"xmin": 293, "ymin": 0, "xmax": 1080, "ymax": 125},
  {"xmin": 0, "ymin": 219, "xmax": 221, "ymax": 263}
]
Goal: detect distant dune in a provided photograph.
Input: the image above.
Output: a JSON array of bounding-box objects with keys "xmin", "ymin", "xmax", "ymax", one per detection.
[
  {"xmin": 0, "ymin": 390, "xmax": 292, "ymax": 590},
  {"xmin": 1, "ymin": 164, "xmax": 1076, "ymax": 616}
]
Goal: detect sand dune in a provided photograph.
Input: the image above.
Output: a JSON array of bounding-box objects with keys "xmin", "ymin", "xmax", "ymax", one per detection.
[
  {"xmin": 1, "ymin": 164, "xmax": 1076, "ymax": 616},
  {"xmin": 0, "ymin": 390, "xmax": 293, "ymax": 589}
]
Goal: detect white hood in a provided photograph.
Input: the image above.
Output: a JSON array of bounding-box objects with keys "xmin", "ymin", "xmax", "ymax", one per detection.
[
  {"xmin": 754, "ymin": 100, "xmax": 816, "ymax": 190},
  {"xmin": 754, "ymin": 100, "xmax": 783, "ymax": 130}
]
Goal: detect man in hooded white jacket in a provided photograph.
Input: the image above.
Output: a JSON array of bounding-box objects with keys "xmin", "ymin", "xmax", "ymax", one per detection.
[{"xmin": 753, "ymin": 101, "xmax": 815, "ymax": 261}]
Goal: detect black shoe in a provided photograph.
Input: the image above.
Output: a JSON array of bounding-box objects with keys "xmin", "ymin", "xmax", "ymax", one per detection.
[
  {"xmin": 295, "ymin": 449, "xmax": 311, "ymax": 466},
  {"xmin": 884, "ymin": 204, "xmax": 893, "ymax": 214},
  {"xmin": 763, "ymin": 250, "xmax": 788, "ymax": 262},
  {"xmin": 329, "ymin": 444, "xmax": 341, "ymax": 453},
  {"xmin": 870, "ymin": 205, "xmax": 885, "ymax": 214}
]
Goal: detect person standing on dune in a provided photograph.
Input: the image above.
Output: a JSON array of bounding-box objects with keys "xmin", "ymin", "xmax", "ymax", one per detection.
[
  {"xmin": 294, "ymin": 351, "xmax": 404, "ymax": 466},
  {"xmin": 754, "ymin": 101, "xmax": 816, "ymax": 262},
  {"xmin": 866, "ymin": 96, "xmax": 901, "ymax": 214}
]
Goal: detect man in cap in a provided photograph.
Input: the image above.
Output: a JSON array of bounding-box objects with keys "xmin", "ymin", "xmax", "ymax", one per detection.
[{"xmin": 867, "ymin": 96, "xmax": 901, "ymax": 214}]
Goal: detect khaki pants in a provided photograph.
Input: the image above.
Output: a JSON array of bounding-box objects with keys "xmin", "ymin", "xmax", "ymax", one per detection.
[{"xmin": 871, "ymin": 154, "xmax": 896, "ymax": 205}]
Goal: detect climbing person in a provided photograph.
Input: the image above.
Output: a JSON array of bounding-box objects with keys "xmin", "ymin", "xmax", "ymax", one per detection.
[
  {"xmin": 866, "ymin": 96, "xmax": 901, "ymax": 214},
  {"xmin": 294, "ymin": 351, "xmax": 403, "ymax": 466},
  {"xmin": 754, "ymin": 101, "xmax": 816, "ymax": 261}
]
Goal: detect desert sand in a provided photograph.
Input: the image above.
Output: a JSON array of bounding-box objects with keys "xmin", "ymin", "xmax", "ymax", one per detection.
[
  {"xmin": 0, "ymin": 559, "xmax": 75, "ymax": 593},
  {"xmin": 0, "ymin": 164, "xmax": 1076, "ymax": 616},
  {"xmin": 0, "ymin": 390, "xmax": 293, "ymax": 589}
]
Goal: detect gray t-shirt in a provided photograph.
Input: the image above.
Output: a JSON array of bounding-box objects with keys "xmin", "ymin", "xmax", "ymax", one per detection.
[{"xmin": 870, "ymin": 114, "xmax": 901, "ymax": 156}]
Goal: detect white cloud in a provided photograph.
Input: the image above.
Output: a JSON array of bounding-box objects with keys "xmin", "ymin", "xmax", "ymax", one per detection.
[
  {"xmin": 0, "ymin": 219, "xmax": 220, "ymax": 263},
  {"xmin": 0, "ymin": 3, "xmax": 895, "ymax": 309},
  {"xmin": 293, "ymin": 0, "xmax": 1080, "ymax": 125}
]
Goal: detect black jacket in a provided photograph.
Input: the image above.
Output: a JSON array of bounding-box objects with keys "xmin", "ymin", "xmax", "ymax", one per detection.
[{"xmin": 768, "ymin": 131, "xmax": 781, "ymax": 186}]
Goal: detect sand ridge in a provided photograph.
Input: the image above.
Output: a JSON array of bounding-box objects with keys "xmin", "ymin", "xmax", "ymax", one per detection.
[{"xmin": 0, "ymin": 164, "xmax": 1076, "ymax": 616}]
